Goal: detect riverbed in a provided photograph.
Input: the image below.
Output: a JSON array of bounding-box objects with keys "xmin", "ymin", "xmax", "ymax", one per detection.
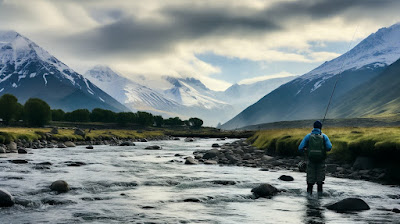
[{"xmin": 0, "ymin": 138, "xmax": 399, "ymax": 223}]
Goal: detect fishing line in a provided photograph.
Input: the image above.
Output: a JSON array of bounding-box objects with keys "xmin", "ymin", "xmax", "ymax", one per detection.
[{"xmin": 322, "ymin": 25, "xmax": 359, "ymax": 124}]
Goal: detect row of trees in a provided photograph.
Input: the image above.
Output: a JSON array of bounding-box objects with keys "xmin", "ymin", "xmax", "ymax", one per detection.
[{"xmin": 0, "ymin": 94, "xmax": 203, "ymax": 128}]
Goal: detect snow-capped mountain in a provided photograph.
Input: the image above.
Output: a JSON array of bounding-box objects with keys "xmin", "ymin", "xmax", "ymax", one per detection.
[
  {"xmin": 85, "ymin": 66, "xmax": 182, "ymax": 116},
  {"xmin": 221, "ymin": 22, "xmax": 400, "ymax": 129},
  {"xmin": 0, "ymin": 30, "xmax": 128, "ymax": 112}
]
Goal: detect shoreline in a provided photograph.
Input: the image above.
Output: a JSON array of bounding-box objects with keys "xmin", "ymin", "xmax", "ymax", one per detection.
[{"xmin": 192, "ymin": 139, "xmax": 400, "ymax": 186}]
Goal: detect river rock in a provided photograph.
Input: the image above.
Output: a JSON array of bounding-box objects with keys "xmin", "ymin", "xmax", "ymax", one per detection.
[
  {"xmin": 204, "ymin": 160, "xmax": 218, "ymax": 165},
  {"xmin": 58, "ymin": 143, "xmax": 67, "ymax": 148},
  {"xmin": 212, "ymin": 180, "xmax": 236, "ymax": 185},
  {"xmin": 278, "ymin": 175, "xmax": 294, "ymax": 181},
  {"xmin": 9, "ymin": 159, "xmax": 28, "ymax": 164},
  {"xmin": 203, "ymin": 149, "xmax": 219, "ymax": 159},
  {"xmin": 0, "ymin": 189, "xmax": 14, "ymax": 207},
  {"xmin": 145, "ymin": 145, "xmax": 161, "ymax": 150},
  {"xmin": 120, "ymin": 141, "xmax": 135, "ymax": 146},
  {"xmin": 392, "ymin": 208, "xmax": 400, "ymax": 213},
  {"xmin": 353, "ymin": 157, "xmax": 374, "ymax": 170},
  {"xmin": 86, "ymin": 145, "xmax": 94, "ymax": 149},
  {"xmin": 251, "ymin": 183, "xmax": 279, "ymax": 198},
  {"xmin": 185, "ymin": 157, "xmax": 198, "ymax": 165},
  {"xmin": 74, "ymin": 128, "xmax": 85, "ymax": 136},
  {"xmin": 184, "ymin": 138, "xmax": 195, "ymax": 142},
  {"xmin": 50, "ymin": 127, "xmax": 59, "ymax": 134},
  {"xmin": 7, "ymin": 142, "xmax": 17, "ymax": 152},
  {"xmin": 64, "ymin": 141, "xmax": 76, "ymax": 147},
  {"xmin": 212, "ymin": 143, "xmax": 220, "ymax": 148},
  {"xmin": 0, "ymin": 147, "xmax": 6, "ymax": 153},
  {"xmin": 173, "ymin": 137, "xmax": 180, "ymax": 140},
  {"xmin": 50, "ymin": 180, "xmax": 70, "ymax": 193},
  {"xmin": 18, "ymin": 148, "xmax": 27, "ymax": 154},
  {"xmin": 326, "ymin": 198, "xmax": 370, "ymax": 212},
  {"xmin": 183, "ymin": 198, "xmax": 201, "ymax": 202}
]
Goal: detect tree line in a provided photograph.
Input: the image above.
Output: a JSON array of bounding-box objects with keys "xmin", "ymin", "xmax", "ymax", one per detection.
[{"xmin": 0, "ymin": 94, "xmax": 203, "ymax": 128}]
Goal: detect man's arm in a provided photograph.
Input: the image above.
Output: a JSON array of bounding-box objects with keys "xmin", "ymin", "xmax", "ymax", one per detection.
[
  {"xmin": 298, "ymin": 134, "xmax": 311, "ymax": 152},
  {"xmin": 323, "ymin": 134, "xmax": 332, "ymax": 151}
]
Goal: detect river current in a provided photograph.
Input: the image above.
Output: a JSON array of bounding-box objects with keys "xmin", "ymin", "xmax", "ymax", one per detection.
[{"xmin": 0, "ymin": 138, "xmax": 399, "ymax": 223}]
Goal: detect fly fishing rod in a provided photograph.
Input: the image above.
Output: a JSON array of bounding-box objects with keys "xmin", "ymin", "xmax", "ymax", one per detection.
[{"xmin": 322, "ymin": 26, "xmax": 359, "ymax": 124}]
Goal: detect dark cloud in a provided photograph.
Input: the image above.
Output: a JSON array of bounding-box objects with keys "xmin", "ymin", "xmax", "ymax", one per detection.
[{"xmin": 60, "ymin": 0, "xmax": 400, "ymax": 59}]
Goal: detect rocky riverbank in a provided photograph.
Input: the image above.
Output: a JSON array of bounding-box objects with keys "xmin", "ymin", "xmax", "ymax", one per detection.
[{"xmin": 191, "ymin": 139, "xmax": 400, "ymax": 185}]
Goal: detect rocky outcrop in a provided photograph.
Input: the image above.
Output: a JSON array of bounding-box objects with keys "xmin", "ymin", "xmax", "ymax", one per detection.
[
  {"xmin": 64, "ymin": 141, "xmax": 76, "ymax": 147},
  {"xmin": 185, "ymin": 157, "xmax": 198, "ymax": 165},
  {"xmin": 326, "ymin": 198, "xmax": 370, "ymax": 212},
  {"xmin": 50, "ymin": 180, "xmax": 70, "ymax": 193},
  {"xmin": 0, "ymin": 189, "xmax": 14, "ymax": 207},
  {"xmin": 251, "ymin": 183, "xmax": 279, "ymax": 198}
]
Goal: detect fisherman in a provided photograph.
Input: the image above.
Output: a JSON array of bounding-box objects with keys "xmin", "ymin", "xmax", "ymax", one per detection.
[{"xmin": 298, "ymin": 120, "xmax": 332, "ymax": 195}]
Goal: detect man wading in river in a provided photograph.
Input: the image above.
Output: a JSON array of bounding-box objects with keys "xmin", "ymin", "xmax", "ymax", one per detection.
[{"xmin": 298, "ymin": 121, "xmax": 332, "ymax": 195}]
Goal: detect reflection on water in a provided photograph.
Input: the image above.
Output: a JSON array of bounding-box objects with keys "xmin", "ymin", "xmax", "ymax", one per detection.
[
  {"xmin": 304, "ymin": 197, "xmax": 325, "ymax": 224},
  {"xmin": 0, "ymin": 138, "xmax": 399, "ymax": 223}
]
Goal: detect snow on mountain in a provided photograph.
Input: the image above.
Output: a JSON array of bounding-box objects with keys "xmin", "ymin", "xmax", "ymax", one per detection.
[
  {"xmin": 0, "ymin": 30, "xmax": 128, "ymax": 112},
  {"xmin": 221, "ymin": 22, "xmax": 400, "ymax": 129},
  {"xmin": 85, "ymin": 66, "xmax": 182, "ymax": 116},
  {"xmin": 302, "ymin": 22, "xmax": 400, "ymax": 91},
  {"xmin": 163, "ymin": 77, "xmax": 228, "ymax": 109}
]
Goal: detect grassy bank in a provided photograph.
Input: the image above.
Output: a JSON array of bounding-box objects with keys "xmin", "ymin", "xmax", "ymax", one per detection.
[
  {"xmin": 0, "ymin": 127, "xmax": 164, "ymax": 143},
  {"xmin": 248, "ymin": 127, "xmax": 400, "ymax": 163}
]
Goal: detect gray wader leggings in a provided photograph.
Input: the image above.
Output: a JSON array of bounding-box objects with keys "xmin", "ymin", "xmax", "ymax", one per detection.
[{"xmin": 306, "ymin": 160, "xmax": 326, "ymax": 184}]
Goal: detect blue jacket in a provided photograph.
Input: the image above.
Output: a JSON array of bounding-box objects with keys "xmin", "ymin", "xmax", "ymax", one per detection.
[{"xmin": 298, "ymin": 128, "xmax": 332, "ymax": 152}]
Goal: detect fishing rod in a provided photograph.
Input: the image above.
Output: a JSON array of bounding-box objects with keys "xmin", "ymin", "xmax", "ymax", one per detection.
[{"xmin": 322, "ymin": 26, "xmax": 359, "ymax": 124}]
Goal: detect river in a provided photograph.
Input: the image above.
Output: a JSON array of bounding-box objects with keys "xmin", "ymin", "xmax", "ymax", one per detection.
[{"xmin": 0, "ymin": 138, "xmax": 399, "ymax": 223}]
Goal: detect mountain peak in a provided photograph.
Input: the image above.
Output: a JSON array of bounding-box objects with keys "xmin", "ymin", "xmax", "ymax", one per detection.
[{"xmin": 85, "ymin": 65, "xmax": 122, "ymax": 83}]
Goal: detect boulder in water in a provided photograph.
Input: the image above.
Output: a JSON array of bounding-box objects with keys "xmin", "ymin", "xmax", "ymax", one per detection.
[
  {"xmin": 86, "ymin": 145, "xmax": 94, "ymax": 149},
  {"xmin": 212, "ymin": 143, "xmax": 220, "ymax": 148},
  {"xmin": 145, "ymin": 145, "xmax": 161, "ymax": 150},
  {"xmin": 183, "ymin": 198, "xmax": 201, "ymax": 202},
  {"xmin": 184, "ymin": 138, "xmax": 195, "ymax": 142},
  {"xmin": 9, "ymin": 159, "xmax": 28, "ymax": 164},
  {"xmin": 392, "ymin": 208, "xmax": 400, "ymax": 213},
  {"xmin": 58, "ymin": 143, "xmax": 67, "ymax": 148},
  {"xmin": 326, "ymin": 198, "xmax": 370, "ymax": 212},
  {"xmin": 64, "ymin": 141, "xmax": 76, "ymax": 147},
  {"xmin": 251, "ymin": 183, "xmax": 279, "ymax": 198},
  {"xmin": 203, "ymin": 149, "xmax": 219, "ymax": 159},
  {"xmin": 119, "ymin": 141, "xmax": 135, "ymax": 146},
  {"xmin": 278, "ymin": 175, "xmax": 294, "ymax": 181},
  {"xmin": 185, "ymin": 157, "xmax": 198, "ymax": 165},
  {"xmin": 0, "ymin": 189, "xmax": 14, "ymax": 207},
  {"xmin": 0, "ymin": 147, "xmax": 6, "ymax": 153},
  {"xmin": 18, "ymin": 148, "xmax": 27, "ymax": 154},
  {"xmin": 50, "ymin": 180, "xmax": 70, "ymax": 193}
]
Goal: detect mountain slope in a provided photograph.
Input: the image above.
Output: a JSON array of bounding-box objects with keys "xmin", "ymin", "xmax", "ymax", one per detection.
[
  {"xmin": 85, "ymin": 66, "xmax": 182, "ymax": 116},
  {"xmin": 221, "ymin": 22, "xmax": 400, "ymax": 129},
  {"xmin": 330, "ymin": 58, "xmax": 400, "ymax": 117},
  {"xmin": 0, "ymin": 30, "xmax": 128, "ymax": 112}
]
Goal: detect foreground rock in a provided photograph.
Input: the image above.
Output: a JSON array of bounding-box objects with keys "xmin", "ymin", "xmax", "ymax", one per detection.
[
  {"xmin": 251, "ymin": 183, "xmax": 279, "ymax": 198},
  {"xmin": 326, "ymin": 198, "xmax": 370, "ymax": 212},
  {"xmin": 185, "ymin": 157, "xmax": 198, "ymax": 165},
  {"xmin": 279, "ymin": 175, "xmax": 294, "ymax": 181},
  {"xmin": 0, "ymin": 189, "xmax": 14, "ymax": 207},
  {"xmin": 50, "ymin": 180, "xmax": 70, "ymax": 193}
]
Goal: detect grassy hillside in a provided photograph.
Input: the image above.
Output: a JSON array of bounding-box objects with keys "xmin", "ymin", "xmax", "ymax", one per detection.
[{"xmin": 249, "ymin": 127, "xmax": 400, "ymax": 162}]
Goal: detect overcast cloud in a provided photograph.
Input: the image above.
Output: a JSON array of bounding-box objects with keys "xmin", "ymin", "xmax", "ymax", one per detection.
[{"xmin": 1, "ymin": 0, "xmax": 400, "ymax": 90}]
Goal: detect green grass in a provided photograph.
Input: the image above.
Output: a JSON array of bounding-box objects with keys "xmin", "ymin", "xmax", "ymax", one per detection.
[
  {"xmin": 0, "ymin": 127, "xmax": 164, "ymax": 143},
  {"xmin": 249, "ymin": 127, "xmax": 400, "ymax": 162}
]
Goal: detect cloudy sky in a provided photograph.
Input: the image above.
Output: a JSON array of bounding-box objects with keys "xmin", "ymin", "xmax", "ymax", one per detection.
[{"xmin": 1, "ymin": 0, "xmax": 400, "ymax": 90}]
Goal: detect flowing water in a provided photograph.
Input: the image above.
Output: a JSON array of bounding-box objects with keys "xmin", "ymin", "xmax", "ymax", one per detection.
[{"xmin": 0, "ymin": 138, "xmax": 399, "ymax": 223}]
